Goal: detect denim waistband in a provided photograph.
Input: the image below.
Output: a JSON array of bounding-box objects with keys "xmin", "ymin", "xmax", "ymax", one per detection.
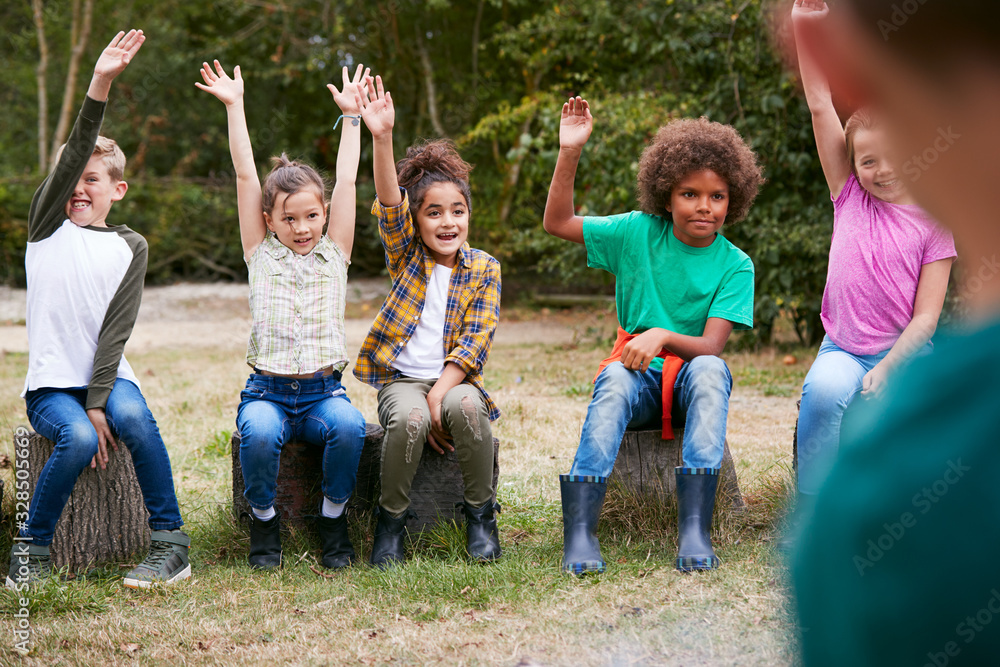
[{"xmin": 248, "ymin": 372, "xmax": 343, "ymax": 392}]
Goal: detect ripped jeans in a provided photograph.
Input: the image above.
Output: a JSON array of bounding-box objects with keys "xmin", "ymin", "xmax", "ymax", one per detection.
[
  {"xmin": 377, "ymin": 377, "xmax": 494, "ymax": 516},
  {"xmin": 236, "ymin": 373, "xmax": 366, "ymax": 509}
]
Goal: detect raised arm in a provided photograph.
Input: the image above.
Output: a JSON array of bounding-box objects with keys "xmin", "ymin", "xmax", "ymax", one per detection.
[
  {"xmin": 358, "ymin": 75, "xmax": 401, "ymax": 207},
  {"xmin": 195, "ymin": 60, "xmax": 266, "ymax": 260},
  {"xmin": 325, "ymin": 64, "xmax": 369, "ymax": 260},
  {"xmin": 542, "ymin": 97, "xmax": 592, "ymax": 244},
  {"xmin": 862, "ymin": 257, "xmax": 954, "ymax": 397},
  {"xmin": 791, "ymin": 0, "xmax": 851, "ymax": 198}
]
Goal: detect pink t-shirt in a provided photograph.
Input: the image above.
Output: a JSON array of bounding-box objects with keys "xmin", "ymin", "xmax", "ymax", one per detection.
[{"xmin": 820, "ymin": 174, "xmax": 956, "ymax": 355}]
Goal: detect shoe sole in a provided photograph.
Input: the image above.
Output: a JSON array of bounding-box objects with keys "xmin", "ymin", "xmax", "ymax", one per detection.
[{"xmin": 122, "ymin": 563, "xmax": 191, "ymax": 589}]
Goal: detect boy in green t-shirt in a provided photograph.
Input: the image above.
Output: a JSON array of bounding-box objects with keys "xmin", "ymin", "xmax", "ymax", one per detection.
[{"xmin": 543, "ymin": 97, "xmax": 764, "ymax": 574}]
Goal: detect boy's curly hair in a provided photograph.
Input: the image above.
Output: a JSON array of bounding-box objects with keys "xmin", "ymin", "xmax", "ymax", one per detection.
[
  {"xmin": 637, "ymin": 117, "xmax": 764, "ymax": 224},
  {"xmin": 396, "ymin": 139, "xmax": 473, "ymax": 212}
]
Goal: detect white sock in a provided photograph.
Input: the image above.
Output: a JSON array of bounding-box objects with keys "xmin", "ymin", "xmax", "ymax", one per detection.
[
  {"xmin": 252, "ymin": 506, "xmax": 276, "ymax": 521},
  {"xmin": 321, "ymin": 498, "xmax": 346, "ymax": 519}
]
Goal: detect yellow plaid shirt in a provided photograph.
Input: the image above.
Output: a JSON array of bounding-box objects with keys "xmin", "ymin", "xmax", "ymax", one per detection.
[{"xmin": 354, "ymin": 189, "xmax": 501, "ymax": 421}]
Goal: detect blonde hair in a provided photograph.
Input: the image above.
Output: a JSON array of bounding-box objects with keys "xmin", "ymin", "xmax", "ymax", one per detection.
[
  {"xmin": 53, "ymin": 135, "xmax": 126, "ymax": 181},
  {"xmin": 844, "ymin": 108, "xmax": 879, "ymax": 180}
]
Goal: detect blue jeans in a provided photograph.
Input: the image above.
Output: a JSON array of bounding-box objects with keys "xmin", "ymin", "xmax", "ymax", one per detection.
[
  {"xmin": 796, "ymin": 336, "xmax": 893, "ymax": 495},
  {"xmin": 23, "ymin": 379, "xmax": 183, "ymax": 546},
  {"xmin": 236, "ymin": 373, "xmax": 366, "ymax": 509},
  {"xmin": 570, "ymin": 357, "xmax": 733, "ymax": 477}
]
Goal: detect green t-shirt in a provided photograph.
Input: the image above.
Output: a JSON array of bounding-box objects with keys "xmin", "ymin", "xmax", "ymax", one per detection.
[
  {"xmin": 583, "ymin": 211, "xmax": 754, "ymax": 368},
  {"xmin": 793, "ymin": 318, "xmax": 1000, "ymax": 666}
]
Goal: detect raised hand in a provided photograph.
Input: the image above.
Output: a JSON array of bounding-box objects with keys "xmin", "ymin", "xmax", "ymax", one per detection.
[
  {"xmin": 357, "ymin": 74, "xmax": 395, "ymax": 138},
  {"xmin": 328, "ymin": 64, "xmax": 370, "ymax": 115},
  {"xmin": 560, "ymin": 97, "xmax": 593, "ymax": 151},
  {"xmin": 791, "ymin": 0, "xmax": 829, "ymax": 23},
  {"xmin": 194, "ymin": 60, "xmax": 245, "ymax": 107},
  {"xmin": 93, "ymin": 29, "xmax": 145, "ymax": 81}
]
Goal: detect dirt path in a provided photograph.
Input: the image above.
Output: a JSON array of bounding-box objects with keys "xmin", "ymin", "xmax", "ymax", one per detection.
[{"xmin": 0, "ymin": 280, "xmax": 579, "ymax": 354}]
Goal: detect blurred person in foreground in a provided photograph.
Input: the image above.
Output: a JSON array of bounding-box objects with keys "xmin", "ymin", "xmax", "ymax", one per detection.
[{"xmin": 788, "ymin": 0, "xmax": 1000, "ymax": 665}]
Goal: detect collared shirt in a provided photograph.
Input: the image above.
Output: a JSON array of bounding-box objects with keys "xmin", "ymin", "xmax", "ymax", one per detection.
[
  {"xmin": 246, "ymin": 233, "xmax": 350, "ymax": 375},
  {"xmin": 354, "ymin": 189, "xmax": 501, "ymax": 421}
]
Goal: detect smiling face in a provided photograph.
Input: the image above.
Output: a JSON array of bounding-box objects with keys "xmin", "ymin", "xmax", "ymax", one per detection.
[
  {"xmin": 64, "ymin": 154, "xmax": 127, "ymax": 228},
  {"xmin": 414, "ymin": 182, "xmax": 469, "ymax": 268},
  {"xmin": 665, "ymin": 169, "xmax": 729, "ymax": 248},
  {"xmin": 851, "ymin": 127, "xmax": 914, "ymax": 205},
  {"xmin": 263, "ymin": 188, "xmax": 327, "ymax": 255}
]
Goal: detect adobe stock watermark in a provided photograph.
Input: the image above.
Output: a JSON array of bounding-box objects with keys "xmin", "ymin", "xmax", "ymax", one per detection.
[
  {"xmin": 878, "ymin": 0, "xmax": 931, "ymax": 41},
  {"xmin": 903, "ymin": 126, "xmax": 960, "ymax": 183},
  {"xmin": 853, "ymin": 458, "xmax": 970, "ymax": 576},
  {"xmin": 11, "ymin": 426, "xmax": 33, "ymax": 655},
  {"xmin": 922, "ymin": 588, "xmax": 1000, "ymax": 666}
]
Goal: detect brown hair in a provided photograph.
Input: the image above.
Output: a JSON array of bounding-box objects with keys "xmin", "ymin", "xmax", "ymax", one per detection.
[
  {"xmin": 637, "ymin": 117, "xmax": 764, "ymax": 224},
  {"xmin": 844, "ymin": 108, "xmax": 879, "ymax": 180},
  {"xmin": 396, "ymin": 139, "xmax": 473, "ymax": 212},
  {"xmin": 53, "ymin": 135, "xmax": 126, "ymax": 181},
  {"xmin": 261, "ymin": 153, "xmax": 326, "ymax": 216}
]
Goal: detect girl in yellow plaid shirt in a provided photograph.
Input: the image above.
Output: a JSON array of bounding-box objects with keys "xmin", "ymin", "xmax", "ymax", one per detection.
[
  {"xmin": 353, "ymin": 75, "xmax": 502, "ymax": 568},
  {"xmin": 197, "ymin": 60, "xmax": 370, "ymax": 571}
]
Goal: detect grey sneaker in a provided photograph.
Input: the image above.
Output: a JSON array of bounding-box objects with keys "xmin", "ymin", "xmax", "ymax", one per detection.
[
  {"xmin": 6, "ymin": 543, "xmax": 52, "ymax": 589},
  {"xmin": 123, "ymin": 530, "xmax": 191, "ymax": 588}
]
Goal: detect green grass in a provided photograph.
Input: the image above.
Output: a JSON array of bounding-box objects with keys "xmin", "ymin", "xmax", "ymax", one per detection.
[{"xmin": 0, "ymin": 311, "xmax": 809, "ymax": 665}]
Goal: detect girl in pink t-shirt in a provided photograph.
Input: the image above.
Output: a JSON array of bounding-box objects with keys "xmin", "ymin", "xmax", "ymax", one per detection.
[{"xmin": 789, "ymin": 0, "xmax": 956, "ymax": 505}]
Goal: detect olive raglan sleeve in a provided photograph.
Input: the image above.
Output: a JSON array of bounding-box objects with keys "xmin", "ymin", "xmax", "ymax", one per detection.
[
  {"xmin": 85, "ymin": 229, "xmax": 148, "ymax": 411},
  {"xmin": 28, "ymin": 96, "xmax": 107, "ymax": 243}
]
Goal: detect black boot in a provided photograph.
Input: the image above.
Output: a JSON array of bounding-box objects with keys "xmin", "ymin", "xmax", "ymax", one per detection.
[
  {"xmin": 463, "ymin": 500, "xmax": 502, "ymax": 562},
  {"xmin": 560, "ymin": 474, "xmax": 607, "ymax": 575},
  {"xmin": 245, "ymin": 511, "xmax": 282, "ymax": 570},
  {"xmin": 675, "ymin": 467, "xmax": 721, "ymax": 572},
  {"xmin": 370, "ymin": 507, "xmax": 415, "ymax": 569},
  {"xmin": 316, "ymin": 511, "xmax": 356, "ymax": 570}
]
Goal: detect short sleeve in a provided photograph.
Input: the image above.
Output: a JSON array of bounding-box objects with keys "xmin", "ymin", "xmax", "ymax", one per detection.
[
  {"xmin": 922, "ymin": 222, "xmax": 957, "ymax": 265},
  {"xmin": 582, "ymin": 211, "xmax": 636, "ymax": 276},
  {"xmin": 707, "ymin": 257, "xmax": 755, "ymax": 331}
]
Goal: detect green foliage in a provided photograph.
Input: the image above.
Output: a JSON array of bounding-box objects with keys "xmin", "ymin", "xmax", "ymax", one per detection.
[{"xmin": 0, "ymin": 0, "xmax": 839, "ymax": 344}]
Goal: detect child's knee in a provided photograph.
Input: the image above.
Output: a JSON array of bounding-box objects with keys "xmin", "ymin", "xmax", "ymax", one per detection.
[
  {"xmin": 687, "ymin": 355, "xmax": 731, "ymax": 388},
  {"xmin": 442, "ymin": 389, "xmax": 486, "ymax": 441}
]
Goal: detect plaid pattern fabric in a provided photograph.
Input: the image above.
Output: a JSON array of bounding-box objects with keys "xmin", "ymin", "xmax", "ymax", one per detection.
[
  {"xmin": 246, "ymin": 234, "xmax": 350, "ymax": 375},
  {"xmin": 354, "ymin": 190, "xmax": 501, "ymax": 421}
]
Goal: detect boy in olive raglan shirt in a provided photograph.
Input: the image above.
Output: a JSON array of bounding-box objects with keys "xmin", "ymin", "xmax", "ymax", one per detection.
[
  {"xmin": 6, "ymin": 29, "xmax": 190, "ymax": 591},
  {"xmin": 543, "ymin": 97, "xmax": 764, "ymax": 575}
]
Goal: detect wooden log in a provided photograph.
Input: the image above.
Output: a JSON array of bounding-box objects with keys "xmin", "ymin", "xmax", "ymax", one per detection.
[
  {"xmin": 609, "ymin": 428, "xmax": 744, "ymax": 510},
  {"xmin": 17, "ymin": 431, "xmax": 150, "ymax": 571},
  {"xmin": 231, "ymin": 423, "xmax": 501, "ymax": 532}
]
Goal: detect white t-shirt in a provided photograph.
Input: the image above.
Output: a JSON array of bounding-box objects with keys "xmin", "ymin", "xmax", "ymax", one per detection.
[{"xmin": 391, "ymin": 263, "xmax": 452, "ymax": 379}]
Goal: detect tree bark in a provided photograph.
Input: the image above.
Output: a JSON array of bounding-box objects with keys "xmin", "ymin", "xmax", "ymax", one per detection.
[
  {"xmin": 31, "ymin": 0, "xmax": 50, "ymax": 173},
  {"xmin": 21, "ymin": 432, "xmax": 150, "ymax": 571},
  {"xmin": 49, "ymin": 0, "xmax": 94, "ymax": 168},
  {"xmin": 610, "ymin": 429, "xmax": 745, "ymax": 510},
  {"xmin": 416, "ymin": 32, "xmax": 446, "ymax": 137}
]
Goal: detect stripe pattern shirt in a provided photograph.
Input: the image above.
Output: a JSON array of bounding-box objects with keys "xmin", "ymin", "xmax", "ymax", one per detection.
[
  {"xmin": 246, "ymin": 233, "xmax": 350, "ymax": 375},
  {"xmin": 354, "ymin": 189, "xmax": 501, "ymax": 421}
]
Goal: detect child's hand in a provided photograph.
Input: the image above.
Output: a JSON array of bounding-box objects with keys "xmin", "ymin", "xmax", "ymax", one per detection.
[
  {"xmin": 194, "ymin": 60, "xmax": 244, "ymax": 107},
  {"xmin": 425, "ymin": 391, "xmax": 456, "ymax": 454},
  {"xmin": 93, "ymin": 29, "xmax": 145, "ymax": 81},
  {"xmin": 560, "ymin": 96, "xmax": 593, "ymax": 151},
  {"xmin": 328, "ymin": 64, "xmax": 370, "ymax": 115},
  {"xmin": 620, "ymin": 329, "xmax": 668, "ymax": 372},
  {"xmin": 357, "ymin": 75, "xmax": 395, "ymax": 138},
  {"xmin": 861, "ymin": 364, "xmax": 890, "ymax": 398},
  {"xmin": 791, "ymin": 0, "xmax": 829, "ymax": 24},
  {"xmin": 86, "ymin": 408, "xmax": 119, "ymax": 470}
]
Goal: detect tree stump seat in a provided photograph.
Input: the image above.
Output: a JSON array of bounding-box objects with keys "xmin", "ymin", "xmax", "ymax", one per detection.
[
  {"xmin": 609, "ymin": 428, "xmax": 744, "ymax": 510},
  {"xmin": 231, "ymin": 423, "xmax": 501, "ymax": 532},
  {"xmin": 15, "ymin": 430, "xmax": 150, "ymax": 572}
]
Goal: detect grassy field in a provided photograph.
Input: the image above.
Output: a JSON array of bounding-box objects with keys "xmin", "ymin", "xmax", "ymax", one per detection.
[{"xmin": 0, "ymin": 304, "xmax": 810, "ymax": 666}]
